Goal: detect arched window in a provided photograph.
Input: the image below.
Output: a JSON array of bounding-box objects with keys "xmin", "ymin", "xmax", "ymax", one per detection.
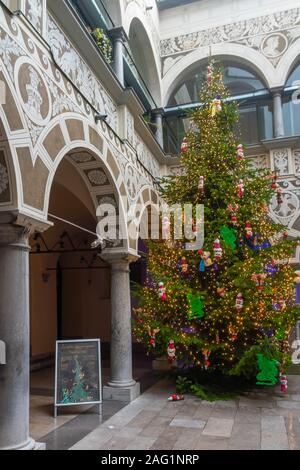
[
  {"xmin": 164, "ymin": 61, "xmax": 272, "ymax": 152},
  {"xmin": 168, "ymin": 63, "xmax": 267, "ymax": 107},
  {"xmin": 286, "ymin": 63, "xmax": 300, "ymax": 88},
  {"xmin": 283, "ymin": 62, "xmax": 300, "ymax": 136}
]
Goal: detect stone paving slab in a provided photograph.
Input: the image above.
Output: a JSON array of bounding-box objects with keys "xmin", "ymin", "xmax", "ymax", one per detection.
[
  {"xmin": 195, "ymin": 435, "xmax": 230, "ymax": 450},
  {"xmin": 202, "ymin": 417, "xmax": 234, "ymax": 438},
  {"xmin": 70, "ymin": 376, "xmax": 300, "ymax": 450},
  {"xmin": 170, "ymin": 417, "xmax": 206, "ymax": 429},
  {"xmin": 173, "ymin": 428, "xmax": 203, "ymax": 450},
  {"xmin": 261, "ymin": 416, "xmax": 289, "ymax": 450}
]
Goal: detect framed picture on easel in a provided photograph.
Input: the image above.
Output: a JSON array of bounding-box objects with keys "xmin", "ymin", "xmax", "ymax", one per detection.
[{"xmin": 54, "ymin": 339, "xmax": 102, "ymax": 417}]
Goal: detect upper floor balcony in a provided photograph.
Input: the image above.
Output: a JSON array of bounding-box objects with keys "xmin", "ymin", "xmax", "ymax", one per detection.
[{"xmin": 70, "ymin": 0, "xmax": 158, "ymax": 111}]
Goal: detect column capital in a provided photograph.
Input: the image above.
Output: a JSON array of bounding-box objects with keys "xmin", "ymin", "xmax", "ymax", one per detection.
[
  {"xmin": 270, "ymin": 87, "xmax": 284, "ymax": 96},
  {"xmin": 152, "ymin": 107, "xmax": 165, "ymax": 117},
  {"xmin": 101, "ymin": 250, "xmax": 140, "ymax": 267},
  {"xmin": 107, "ymin": 26, "xmax": 129, "ymax": 44},
  {"xmin": 0, "ymin": 224, "xmax": 31, "ymax": 249}
]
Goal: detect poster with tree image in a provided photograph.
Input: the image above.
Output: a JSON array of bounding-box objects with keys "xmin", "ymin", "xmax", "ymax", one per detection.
[{"xmin": 55, "ymin": 340, "xmax": 102, "ymax": 409}]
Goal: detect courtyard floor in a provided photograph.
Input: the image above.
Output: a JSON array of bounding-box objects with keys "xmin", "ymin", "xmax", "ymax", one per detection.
[{"xmin": 70, "ymin": 375, "xmax": 300, "ymax": 451}]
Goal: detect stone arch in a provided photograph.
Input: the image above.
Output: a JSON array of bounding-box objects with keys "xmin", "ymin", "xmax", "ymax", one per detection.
[
  {"xmin": 162, "ymin": 44, "xmax": 275, "ymax": 106},
  {"xmin": 9, "ymin": 112, "xmax": 131, "ymax": 251},
  {"xmin": 276, "ymin": 39, "xmax": 300, "ymax": 89},
  {"xmin": 123, "ymin": 4, "xmax": 162, "ymax": 106},
  {"xmin": 0, "ymin": 59, "xmax": 29, "ymax": 213},
  {"xmin": 129, "ymin": 185, "xmax": 160, "ymax": 253}
]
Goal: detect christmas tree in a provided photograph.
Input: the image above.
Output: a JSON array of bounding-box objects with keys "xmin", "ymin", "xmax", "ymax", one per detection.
[
  {"xmin": 70, "ymin": 358, "xmax": 89, "ymax": 403},
  {"xmin": 134, "ymin": 63, "xmax": 300, "ymax": 381}
]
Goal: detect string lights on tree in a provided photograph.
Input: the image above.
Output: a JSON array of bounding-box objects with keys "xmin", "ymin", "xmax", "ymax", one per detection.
[{"xmin": 133, "ymin": 62, "xmax": 300, "ymax": 382}]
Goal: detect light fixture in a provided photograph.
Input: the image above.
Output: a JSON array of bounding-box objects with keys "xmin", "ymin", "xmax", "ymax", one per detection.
[{"xmin": 95, "ymin": 114, "xmax": 108, "ymax": 123}]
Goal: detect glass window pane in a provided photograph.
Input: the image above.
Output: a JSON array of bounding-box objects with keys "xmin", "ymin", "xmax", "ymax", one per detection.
[
  {"xmin": 168, "ymin": 63, "xmax": 266, "ymax": 106},
  {"xmin": 286, "ymin": 64, "xmax": 300, "ymax": 87},
  {"xmin": 238, "ymin": 105, "xmax": 258, "ymax": 144}
]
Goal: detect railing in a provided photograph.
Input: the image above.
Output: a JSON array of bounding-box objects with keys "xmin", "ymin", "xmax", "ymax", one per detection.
[
  {"xmin": 163, "ymin": 93, "xmax": 274, "ymax": 154},
  {"xmin": 123, "ymin": 44, "xmax": 157, "ymax": 110},
  {"xmin": 69, "ymin": 0, "xmax": 157, "ymax": 111}
]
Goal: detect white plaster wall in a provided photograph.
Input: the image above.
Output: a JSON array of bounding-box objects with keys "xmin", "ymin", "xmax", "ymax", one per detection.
[{"xmin": 159, "ymin": 0, "xmax": 300, "ymax": 39}]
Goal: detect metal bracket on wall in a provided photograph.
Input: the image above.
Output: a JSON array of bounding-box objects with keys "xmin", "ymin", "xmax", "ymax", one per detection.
[{"xmin": 0, "ymin": 340, "xmax": 6, "ymax": 365}]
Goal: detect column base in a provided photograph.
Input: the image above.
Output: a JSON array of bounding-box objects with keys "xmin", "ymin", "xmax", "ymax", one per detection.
[
  {"xmin": 3, "ymin": 438, "xmax": 46, "ymax": 451},
  {"xmin": 103, "ymin": 382, "xmax": 140, "ymax": 402}
]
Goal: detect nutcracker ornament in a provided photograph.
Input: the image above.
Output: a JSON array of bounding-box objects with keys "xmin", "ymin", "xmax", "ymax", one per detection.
[
  {"xmin": 265, "ymin": 259, "xmax": 278, "ymax": 276},
  {"xmin": 227, "ymin": 204, "xmax": 239, "ymax": 225},
  {"xmin": 198, "ymin": 250, "xmax": 213, "ymax": 272},
  {"xmin": 148, "ymin": 327, "xmax": 160, "ymax": 349},
  {"xmin": 198, "ymin": 175, "xmax": 205, "ymax": 194},
  {"xmin": 167, "ymin": 340, "xmax": 176, "ymax": 364},
  {"xmin": 237, "ymin": 179, "xmax": 245, "ymax": 198},
  {"xmin": 179, "ymin": 257, "xmax": 189, "ymax": 275},
  {"xmin": 213, "ymin": 239, "xmax": 223, "ymax": 261},
  {"xmin": 211, "ymin": 95, "xmax": 222, "ymax": 117},
  {"xmin": 180, "ymin": 137, "xmax": 188, "ymax": 154},
  {"xmin": 162, "ymin": 216, "xmax": 171, "ymax": 239},
  {"xmin": 207, "ymin": 64, "xmax": 214, "ymax": 83},
  {"xmin": 282, "ymin": 230, "xmax": 289, "ymax": 239},
  {"xmin": 279, "ymin": 373, "xmax": 288, "ymax": 393},
  {"xmin": 271, "ymin": 174, "xmax": 279, "ymax": 190},
  {"xmin": 158, "ymin": 282, "xmax": 167, "ymax": 301},
  {"xmin": 236, "ymin": 144, "xmax": 245, "ymax": 161},
  {"xmin": 251, "ymin": 273, "xmax": 267, "ymax": 292},
  {"xmin": 168, "ymin": 394, "xmax": 184, "ymax": 402},
  {"xmin": 217, "ymin": 287, "xmax": 226, "ymax": 297},
  {"xmin": 245, "ymin": 221, "xmax": 253, "ymax": 239},
  {"xmin": 278, "ymin": 298, "xmax": 287, "ymax": 311},
  {"xmin": 203, "ymin": 349, "xmax": 211, "ymax": 370},
  {"xmin": 229, "ymin": 324, "xmax": 238, "ymax": 342},
  {"xmin": 294, "ymin": 270, "xmax": 300, "ymax": 284},
  {"xmin": 277, "ymin": 188, "xmax": 283, "ymax": 205},
  {"xmin": 236, "ymin": 293, "xmax": 244, "ymax": 311}
]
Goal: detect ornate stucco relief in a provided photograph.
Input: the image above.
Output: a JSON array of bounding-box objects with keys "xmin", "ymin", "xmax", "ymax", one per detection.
[
  {"xmin": 161, "ymin": 7, "xmax": 300, "ymax": 73},
  {"xmin": 47, "ymin": 15, "xmax": 118, "ymax": 131},
  {"xmin": 25, "ymin": 0, "xmax": 43, "ymax": 34}
]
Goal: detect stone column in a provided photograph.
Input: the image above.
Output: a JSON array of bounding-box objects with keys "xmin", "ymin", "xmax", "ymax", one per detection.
[
  {"xmin": 0, "ymin": 224, "xmax": 35, "ymax": 450},
  {"xmin": 152, "ymin": 108, "xmax": 164, "ymax": 149},
  {"xmin": 273, "ymin": 89, "xmax": 285, "ymax": 138},
  {"xmin": 102, "ymin": 254, "xmax": 140, "ymax": 401},
  {"xmin": 108, "ymin": 27, "xmax": 128, "ymax": 87}
]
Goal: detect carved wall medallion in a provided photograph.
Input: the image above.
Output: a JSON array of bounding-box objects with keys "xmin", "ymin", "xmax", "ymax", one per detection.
[
  {"xmin": 261, "ymin": 33, "xmax": 288, "ymax": 59},
  {"xmin": 15, "ymin": 59, "xmax": 51, "ymax": 126}
]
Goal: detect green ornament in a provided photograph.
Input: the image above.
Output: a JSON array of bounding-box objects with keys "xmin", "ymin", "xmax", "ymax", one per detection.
[
  {"xmin": 276, "ymin": 328, "xmax": 285, "ymax": 341},
  {"xmin": 256, "ymin": 353, "xmax": 279, "ymax": 386},
  {"xmin": 187, "ymin": 293, "xmax": 205, "ymax": 319},
  {"xmin": 220, "ymin": 226, "xmax": 237, "ymax": 250}
]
